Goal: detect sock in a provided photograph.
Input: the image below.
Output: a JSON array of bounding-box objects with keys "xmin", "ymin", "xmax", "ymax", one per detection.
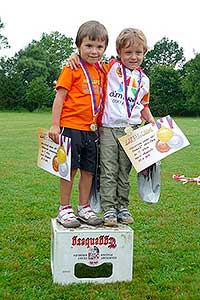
[
  {"xmin": 78, "ymin": 203, "xmax": 89, "ymax": 211},
  {"xmin": 59, "ymin": 204, "xmax": 72, "ymax": 210}
]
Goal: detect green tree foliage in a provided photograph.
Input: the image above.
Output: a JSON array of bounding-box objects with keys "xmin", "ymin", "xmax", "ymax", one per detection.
[
  {"xmin": 22, "ymin": 32, "xmax": 74, "ymax": 88},
  {"xmin": 0, "ymin": 57, "xmax": 26, "ymax": 110},
  {"xmin": 181, "ymin": 54, "xmax": 200, "ymax": 115},
  {"xmin": 142, "ymin": 37, "xmax": 185, "ymax": 75},
  {"xmin": 0, "ymin": 31, "xmax": 74, "ymax": 110},
  {"xmin": 0, "ymin": 17, "xmax": 10, "ymax": 50},
  {"xmin": 15, "ymin": 31, "xmax": 74, "ymax": 86},
  {"xmin": 26, "ymin": 76, "xmax": 53, "ymax": 111},
  {"xmin": 0, "ymin": 30, "xmax": 199, "ymax": 116},
  {"xmin": 149, "ymin": 65, "xmax": 185, "ymax": 116}
]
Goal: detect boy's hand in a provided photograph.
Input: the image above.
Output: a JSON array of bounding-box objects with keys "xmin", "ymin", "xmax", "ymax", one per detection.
[
  {"xmin": 148, "ymin": 117, "xmax": 156, "ymax": 125},
  {"xmin": 67, "ymin": 53, "xmax": 80, "ymax": 70},
  {"xmin": 48, "ymin": 126, "xmax": 60, "ymax": 144}
]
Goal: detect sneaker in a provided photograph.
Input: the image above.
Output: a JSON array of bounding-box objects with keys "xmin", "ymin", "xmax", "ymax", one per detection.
[
  {"xmin": 117, "ymin": 208, "xmax": 134, "ymax": 225},
  {"xmin": 77, "ymin": 204, "xmax": 103, "ymax": 226},
  {"xmin": 57, "ymin": 205, "xmax": 80, "ymax": 228},
  {"xmin": 104, "ymin": 208, "xmax": 118, "ymax": 226}
]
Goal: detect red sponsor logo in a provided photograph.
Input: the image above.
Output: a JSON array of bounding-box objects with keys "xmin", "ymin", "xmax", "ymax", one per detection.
[{"xmin": 71, "ymin": 235, "xmax": 117, "ymax": 249}]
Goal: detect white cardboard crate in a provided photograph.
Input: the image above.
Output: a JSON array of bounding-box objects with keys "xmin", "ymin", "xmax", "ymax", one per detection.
[{"xmin": 51, "ymin": 218, "xmax": 134, "ymax": 285}]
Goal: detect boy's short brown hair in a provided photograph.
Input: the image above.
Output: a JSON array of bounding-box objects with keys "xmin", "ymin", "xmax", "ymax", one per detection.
[
  {"xmin": 75, "ymin": 20, "xmax": 109, "ymax": 49},
  {"xmin": 116, "ymin": 28, "xmax": 148, "ymax": 54}
]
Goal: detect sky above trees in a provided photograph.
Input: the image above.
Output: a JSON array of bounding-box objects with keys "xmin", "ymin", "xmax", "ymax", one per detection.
[{"xmin": 1, "ymin": 0, "xmax": 200, "ymax": 61}]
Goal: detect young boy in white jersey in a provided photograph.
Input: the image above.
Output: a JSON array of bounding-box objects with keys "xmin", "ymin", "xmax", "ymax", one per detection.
[{"xmin": 69, "ymin": 28, "xmax": 155, "ymax": 226}]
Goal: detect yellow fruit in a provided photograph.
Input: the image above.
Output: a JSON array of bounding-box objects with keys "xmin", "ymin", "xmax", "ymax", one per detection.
[{"xmin": 156, "ymin": 127, "xmax": 173, "ymax": 142}]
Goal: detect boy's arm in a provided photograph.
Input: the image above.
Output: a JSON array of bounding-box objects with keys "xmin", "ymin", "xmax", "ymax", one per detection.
[
  {"xmin": 68, "ymin": 54, "xmax": 80, "ymax": 70},
  {"xmin": 49, "ymin": 88, "xmax": 68, "ymax": 144},
  {"xmin": 141, "ymin": 106, "xmax": 155, "ymax": 125}
]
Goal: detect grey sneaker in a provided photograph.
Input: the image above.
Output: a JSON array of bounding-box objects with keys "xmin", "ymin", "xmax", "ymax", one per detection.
[
  {"xmin": 117, "ymin": 208, "xmax": 134, "ymax": 224},
  {"xmin": 57, "ymin": 205, "xmax": 80, "ymax": 228},
  {"xmin": 77, "ymin": 204, "xmax": 103, "ymax": 226},
  {"xmin": 104, "ymin": 208, "xmax": 118, "ymax": 226}
]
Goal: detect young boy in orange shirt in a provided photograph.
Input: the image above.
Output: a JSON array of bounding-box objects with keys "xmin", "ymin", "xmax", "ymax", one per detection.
[{"xmin": 49, "ymin": 20, "xmax": 108, "ymax": 228}]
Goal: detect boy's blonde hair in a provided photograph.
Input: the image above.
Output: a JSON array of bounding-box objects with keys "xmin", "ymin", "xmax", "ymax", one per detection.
[
  {"xmin": 75, "ymin": 20, "xmax": 109, "ymax": 49},
  {"xmin": 116, "ymin": 28, "xmax": 148, "ymax": 54}
]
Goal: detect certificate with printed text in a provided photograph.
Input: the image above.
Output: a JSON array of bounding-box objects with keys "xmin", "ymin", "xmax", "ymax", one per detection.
[
  {"xmin": 118, "ymin": 115, "xmax": 190, "ymax": 173},
  {"xmin": 37, "ymin": 128, "xmax": 71, "ymax": 181}
]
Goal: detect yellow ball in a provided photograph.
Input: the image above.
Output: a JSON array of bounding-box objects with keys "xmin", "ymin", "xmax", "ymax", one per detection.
[
  {"xmin": 157, "ymin": 127, "xmax": 173, "ymax": 142},
  {"xmin": 57, "ymin": 145, "xmax": 66, "ymax": 164}
]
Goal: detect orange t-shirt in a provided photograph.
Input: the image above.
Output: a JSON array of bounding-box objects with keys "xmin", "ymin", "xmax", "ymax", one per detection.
[{"xmin": 56, "ymin": 64, "xmax": 105, "ymax": 131}]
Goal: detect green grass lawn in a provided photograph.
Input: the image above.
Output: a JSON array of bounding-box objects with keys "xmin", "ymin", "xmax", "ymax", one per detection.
[{"xmin": 0, "ymin": 112, "xmax": 199, "ymax": 300}]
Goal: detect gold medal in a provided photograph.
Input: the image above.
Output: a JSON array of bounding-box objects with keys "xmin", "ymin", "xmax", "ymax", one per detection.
[
  {"xmin": 57, "ymin": 145, "xmax": 67, "ymax": 164},
  {"xmin": 90, "ymin": 123, "xmax": 97, "ymax": 132},
  {"xmin": 124, "ymin": 126, "xmax": 133, "ymax": 135}
]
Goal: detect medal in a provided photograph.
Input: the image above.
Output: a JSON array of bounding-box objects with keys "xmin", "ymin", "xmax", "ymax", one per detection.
[
  {"xmin": 58, "ymin": 163, "xmax": 69, "ymax": 177},
  {"xmin": 80, "ymin": 59, "xmax": 102, "ymax": 133},
  {"xmin": 57, "ymin": 145, "xmax": 67, "ymax": 164},
  {"xmin": 124, "ymin": 126, "xmax": 133, "ymax": 135},
  {"xmin": 90, "ymin": 123, "xmax": 97, "ymax": 132},
  {"xmin": 167, "ymin": 133, "xmax": 184, "ymax": 149},
  {"xmin": 121, "ymin": 65, "xmax": 142, "ymax": 130}
]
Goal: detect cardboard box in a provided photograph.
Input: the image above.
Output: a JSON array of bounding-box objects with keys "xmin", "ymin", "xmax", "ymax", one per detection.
[{"xmin": 51, "ymin": 218, "xmax": 133, "ymax": 285}]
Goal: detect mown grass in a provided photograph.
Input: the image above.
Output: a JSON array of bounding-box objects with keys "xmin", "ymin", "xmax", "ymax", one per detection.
[{"xmin": 0, "ymin": 112, "xmax": 199, "ymax": 300}]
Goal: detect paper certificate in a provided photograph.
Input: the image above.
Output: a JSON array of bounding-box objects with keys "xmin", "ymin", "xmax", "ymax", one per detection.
[
  {"xmin": 37, "ymin": 128, "xmax": 71, "ymax": 181},
  {"xmin": 118, "ymin": 115, "xmax": 190, "ymax": 173}
]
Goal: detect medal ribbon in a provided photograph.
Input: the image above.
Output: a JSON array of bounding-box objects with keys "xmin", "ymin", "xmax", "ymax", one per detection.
[
  {"xmin": 166, "ymin": 115, "xmax": 173, "ymax": 129},
  {"xmin": 121, "ymin": 65, "xmax": 142, "ymax": 119},
  {"xmin": 80, "ymin": 58, "xmax": 102, "ymax": 118}
]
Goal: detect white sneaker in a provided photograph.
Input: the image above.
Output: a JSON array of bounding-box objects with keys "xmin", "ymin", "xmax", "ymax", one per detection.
[
  {"xmin": 104, "ymin": 208, "xmax": 118, "ymax": 226},
  {"xmin": 57, "ymin": 205, "xmax": 80, "ymax": 228},
  {"xmin": 77, "ymin": 204, "xmax": 103, "ymax": 226},
  {"xmin": 117, "ymin": 208, "xmax": 134, "ymax": 225}
]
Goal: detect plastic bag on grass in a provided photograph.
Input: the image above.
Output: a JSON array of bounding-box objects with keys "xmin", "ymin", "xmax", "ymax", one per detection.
[{"xmin": 137, "ymin": 161, "xmax": 161, "ymax": 204}]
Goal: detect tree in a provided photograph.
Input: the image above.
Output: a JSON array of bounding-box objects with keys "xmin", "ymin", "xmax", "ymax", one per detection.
[
  {"xmin": 0, "ymin": 56, "xmax": 26, "ymax": 110},
  {"xmin": 181, "ymin": 54, "xmax": 200, "ymax": 115},
  {"xmin": 26, "ymin": 76, "xmax": 53, "ymax": 111},
  {"xmin": 1, "ymin": 31, "xmax": 74, "ymax": 110},
  {"xmin": 149, "ymin": 65, "xmax": 185, "ymax": 116},
  {"xmin": 22, "ymin": 31, "xmax": 75, "ymax": 88},
  {"xmin": 0, "ymin": 17, "xmax": 10, "ymax": 50},
  {"xmin": 142, "ymin": 37, "xmax": 185, "ymax": 75}
]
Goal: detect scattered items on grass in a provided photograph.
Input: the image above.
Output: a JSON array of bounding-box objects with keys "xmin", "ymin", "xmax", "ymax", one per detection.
[{"xmin": 173, "ymin": 174, "xmax": 200, "ymax": 185}]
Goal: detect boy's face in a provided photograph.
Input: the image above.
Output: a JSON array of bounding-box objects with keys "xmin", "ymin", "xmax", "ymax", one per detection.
[
  {"xmin": 118, "ymin": 43, "xmax": 145, "ymax": 70},
  {"xmin": 79, "ymin": 36, "xmax": 106, "ymax": 64}
]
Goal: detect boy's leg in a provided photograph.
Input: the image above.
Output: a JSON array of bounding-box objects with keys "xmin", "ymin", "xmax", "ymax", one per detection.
[
  {"xmin": 77, "ymin": 170, "xmax": 102, "ymax": 225},
  {"xmin": 116, "ymin": 146, "xmax": 132, "ymax": 210},
  {"xmin": 116, "ymin": 147, "xmax": 134, "ymax": 224},
  {"xmin": 78, "ymin": 170, "xmax": 93, "ymax": 205},
  {"xmin": 77, "ymin": 132, "xmax": 103, "ymax": 226},
  {"xmin": 102, "ymin": 127, "xmax": 133, "ymax": 225},
  {"xmin": 99, "ymin": 127, "xmax": 120, "ymax": 226},
  {"xmin": 57, "ymin": 169, "xmax": 81, "ymax": 228},
  {"xmin": 99, "ymin": 127, "xmax": 119, "ymax": 212},
  {"xmin": 60, "ymin": 169, "xmax": 77, "ymax": 205}
]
